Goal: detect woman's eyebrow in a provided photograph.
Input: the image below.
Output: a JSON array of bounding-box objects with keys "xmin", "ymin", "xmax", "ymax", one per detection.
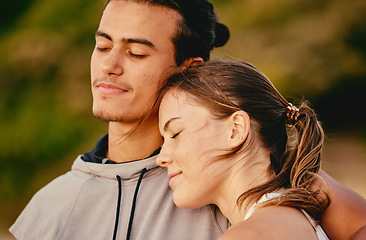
[{"xmin": 163, "ymin": 117, "xmax": 181, "ymax": 132}]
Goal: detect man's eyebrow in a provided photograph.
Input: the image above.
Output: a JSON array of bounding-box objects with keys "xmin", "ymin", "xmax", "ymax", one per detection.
[
  {"xmin": 95, "ymin": 31, "xmax": 112, "ymax": 41},
  {"xmin": 95, "ymin": 31, "xmax": 156, "ymax": 50},
  {"xmin": 163, "ymin": 117, "xmax": 180, "ymax": 132},
  {"xmin": 123, "ymin": 38, "xmax": 156, "ymax": 50}
]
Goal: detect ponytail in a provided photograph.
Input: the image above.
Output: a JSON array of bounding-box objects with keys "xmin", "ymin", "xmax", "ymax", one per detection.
[
  {"xmin": 287, "ymin": 102, "xmax": 324, "ymax": 190},
  {"xmin": 237, "ymin": 101, "xmax": 330, "ymax": 222}
]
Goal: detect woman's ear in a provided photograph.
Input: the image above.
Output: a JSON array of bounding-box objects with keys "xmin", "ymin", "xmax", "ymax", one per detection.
[
  {"xmin": 180, "ymin": 57, "xmax": 204, "ymax": 69},
  {"xmin": 228, "ymin": 111, "xmax": 250, "ymax": 148}
]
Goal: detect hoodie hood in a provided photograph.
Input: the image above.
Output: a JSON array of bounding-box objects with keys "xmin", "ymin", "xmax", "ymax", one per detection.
[
  {"xmin": 77, "ymin": 134, "xmax": 161, "ymax": 180},
  {"xmin": 72, "ymin": 155, "xmax": 160, "ymax": 181}
]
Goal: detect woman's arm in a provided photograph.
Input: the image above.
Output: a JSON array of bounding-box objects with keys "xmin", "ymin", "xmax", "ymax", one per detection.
[{"xmin": 319, "ymin": 170, "xmax": 366, "ymax": 240}]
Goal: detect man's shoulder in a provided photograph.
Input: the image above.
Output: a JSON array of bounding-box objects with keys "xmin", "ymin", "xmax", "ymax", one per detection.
[
  {"xmin": 9, "ymin": 157, "xmax": 88, "ymax": 239},
  {"xmin": 35, "ymin": 170, "xmax": 85, "ymax": 199}
]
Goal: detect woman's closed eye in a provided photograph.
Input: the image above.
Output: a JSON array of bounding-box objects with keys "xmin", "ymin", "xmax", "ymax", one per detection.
[{"xmin": 171, "ymin": 132, "xmax": 181, "ymax": 139}]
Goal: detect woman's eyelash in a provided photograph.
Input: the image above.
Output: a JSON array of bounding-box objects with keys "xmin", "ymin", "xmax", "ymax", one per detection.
[{"xmin": 171, "ymin": 132, "xmax": 181, "ymax": 139}]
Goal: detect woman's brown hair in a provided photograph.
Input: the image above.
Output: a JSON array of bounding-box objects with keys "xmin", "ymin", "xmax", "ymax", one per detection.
[{"xmin": 159, "ymin": 59, "xmax": 330, "ymax": 222}]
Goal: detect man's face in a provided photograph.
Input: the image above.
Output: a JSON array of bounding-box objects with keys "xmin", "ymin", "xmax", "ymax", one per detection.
[{"xmin": 91, "ymin": 0, "xmax": 180, "ymax": 123}]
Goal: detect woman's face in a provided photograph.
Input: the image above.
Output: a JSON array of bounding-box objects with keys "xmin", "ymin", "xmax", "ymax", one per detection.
[{"xmin": 156, "ymin": 90, "xmax": 232, "ymax": 209}]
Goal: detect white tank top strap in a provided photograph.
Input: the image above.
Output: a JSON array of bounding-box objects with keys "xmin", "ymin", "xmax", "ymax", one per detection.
[
  {"xmin": 300, "ymin": 209, "xmax": 317, "ymax": 228},
  {"xmin": 300, "ymin": 210, "xmax": 330, "ymax": 240},
  {"xmin": 243, "ymin": 193, "xmax": 329, "ymax": 240},
  {"xmin": 243, "ymin": 193, "xmax": 281, "ymax": 221}
]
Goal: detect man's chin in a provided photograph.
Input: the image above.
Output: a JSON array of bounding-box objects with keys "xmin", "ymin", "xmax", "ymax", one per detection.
[
  {"xmin": 93, "ymin": 110, "xmax": 145, "ymax": 124},
  {"xmin": 93, "ymin": 110, "xmax": 124, "ymax": 122}
]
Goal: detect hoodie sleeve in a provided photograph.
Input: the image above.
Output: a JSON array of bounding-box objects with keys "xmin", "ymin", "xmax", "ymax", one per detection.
[{"xmin": 9, "ymin": 170, "xmax": 84, "ymax": 240}]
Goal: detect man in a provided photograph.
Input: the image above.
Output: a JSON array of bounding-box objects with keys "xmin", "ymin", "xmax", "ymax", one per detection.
[
  {"xmin": 10, "ymin": 0, "xmax": 366, "ymax": 239},
  {"xmin": 10, "ymin": 0, "xmax": 230, "ymax": 239}
]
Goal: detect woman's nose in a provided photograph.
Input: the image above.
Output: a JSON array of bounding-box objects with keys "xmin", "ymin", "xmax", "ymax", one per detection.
[{"xmin": 156, "ymin": 144, "xmax": 173, "ymax": 167}]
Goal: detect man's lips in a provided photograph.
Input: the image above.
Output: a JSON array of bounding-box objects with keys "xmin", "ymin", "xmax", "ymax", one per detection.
[{"xmin": 96, "ymin": 83, "xmax": 128, "ymax": 94}]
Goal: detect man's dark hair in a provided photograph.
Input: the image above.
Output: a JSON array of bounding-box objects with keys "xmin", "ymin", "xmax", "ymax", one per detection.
[{"xmin": 104, "ymin": 0, "xmax": 230, "ymax": 65}]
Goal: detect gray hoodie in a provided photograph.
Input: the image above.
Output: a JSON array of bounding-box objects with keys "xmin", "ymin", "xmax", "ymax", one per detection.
[{"xmin": 10, "ymin": 135, "xmax": 229, "ymax": 239}]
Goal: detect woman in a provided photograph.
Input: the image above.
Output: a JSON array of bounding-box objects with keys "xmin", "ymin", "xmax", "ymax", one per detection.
[{"xmin": 156, "ymin": 59, "xmax": 363, "ymax": 239}]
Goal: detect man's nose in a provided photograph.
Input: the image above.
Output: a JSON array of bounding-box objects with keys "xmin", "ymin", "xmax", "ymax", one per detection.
[{"xmin": 101, "ymin": 48, "xmax": 124, "ymax": 76}]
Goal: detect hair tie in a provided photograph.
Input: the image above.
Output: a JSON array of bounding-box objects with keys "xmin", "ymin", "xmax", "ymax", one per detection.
[{"xmin": 286, "ymin": 103, "xmax": 300, "ymax": 126}]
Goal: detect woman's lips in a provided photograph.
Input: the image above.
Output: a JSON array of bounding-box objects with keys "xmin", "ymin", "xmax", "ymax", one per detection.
[{"xmin": 168, "ymin": 172, "xmax": 182, "ymax": 188}]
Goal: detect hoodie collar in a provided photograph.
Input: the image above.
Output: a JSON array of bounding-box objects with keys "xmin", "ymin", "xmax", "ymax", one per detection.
[
  {"xmin": 76, "ymin": 134, "xmax": 162, "ymax": 180},
  {"xmin": 72, "ymin": 155, "xmax": 161, "ymax": 181},
  {"xmin": 82, "ymin": 134, "xmax": 109, "ymax": 164},
  {"xmin": 82, "ymin": 133, "xmax": 161, "ymax": 164}
]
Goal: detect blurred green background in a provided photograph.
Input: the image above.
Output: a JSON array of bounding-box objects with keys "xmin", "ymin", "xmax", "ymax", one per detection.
[{"xmin": 1, "ymin": 0, "xmax": 366, "ymax": 238}]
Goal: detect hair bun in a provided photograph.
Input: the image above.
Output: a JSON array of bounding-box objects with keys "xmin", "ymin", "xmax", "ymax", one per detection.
[{"xmin": 213, "ymin": 22, "xmax": 230, "ymax": 47}]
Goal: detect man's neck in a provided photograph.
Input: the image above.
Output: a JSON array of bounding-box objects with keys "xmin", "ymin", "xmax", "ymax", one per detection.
[{"xmin": 107, "ymin": 116, "xmax": 163, "ymax": 163}]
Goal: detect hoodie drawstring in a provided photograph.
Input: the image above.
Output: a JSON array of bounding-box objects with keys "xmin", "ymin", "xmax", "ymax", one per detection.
[
  {"xmin": 113, "ymin": 168, "xmax": 148, "ymax": 240},
  {"xmin": 113, "ymin": 175, "xmax": 122, "ymax": 240},
  {"xmin": 126, "ymin": 168, "xmax": 148, "ymax": 240}
]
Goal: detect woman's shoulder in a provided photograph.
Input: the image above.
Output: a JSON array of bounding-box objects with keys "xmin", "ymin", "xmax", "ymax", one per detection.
[{"xmin": 219, "ymin": 206, "xmax": 318, "ymax": 240}]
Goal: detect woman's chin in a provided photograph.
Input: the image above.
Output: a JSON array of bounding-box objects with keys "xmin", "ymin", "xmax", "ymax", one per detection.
[{"xmin": 173, "ymin": 195, "xmax": 204, "ymax": 209}]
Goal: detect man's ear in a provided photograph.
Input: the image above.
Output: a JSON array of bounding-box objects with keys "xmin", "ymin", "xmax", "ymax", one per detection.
[
  {"xmin": 227, "ymin": 110, "xmax": 251, "ymax": 148},
  {"xmin": 180, "ymin": 57, "xmax": 204, "ymax": 69}
]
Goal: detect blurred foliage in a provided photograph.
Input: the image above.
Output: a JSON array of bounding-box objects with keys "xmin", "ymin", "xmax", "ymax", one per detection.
[
  {"xmin": 212, "ymin": 0, "xmax": 366, "ymax": 133},
  {"xmin": 0, "ymin": 0, "xmax": 108, "ymax": 229},
  {"xmin": 0, "ymin": 0, "xmax": 34, "ymax": 34},
  {"xmin": 1, "ymin": 0, "xmax": 366, "ymax": 233}
]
